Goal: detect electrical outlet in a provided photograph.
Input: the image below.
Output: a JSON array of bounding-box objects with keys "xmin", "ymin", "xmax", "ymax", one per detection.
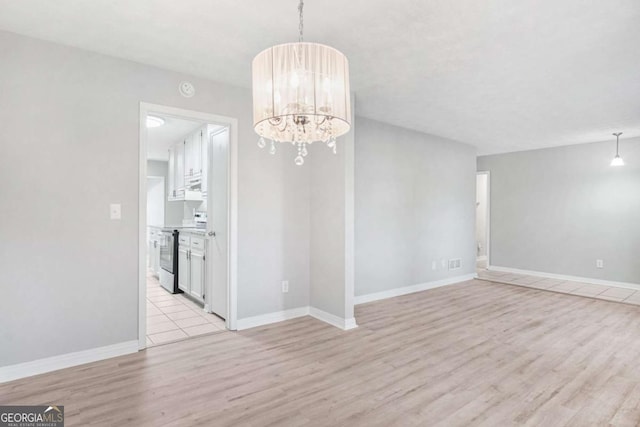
[
  {"xmin": 431, "ymin": 261, "xmax": 437, "ymax": 271},
  {"xmin": 110, "ymin": 203, "xmax": 121, "ymax": 220},
  {"xmin": 282, "ymin": 280, "xmax": 289, "ymax": 293},
  {"xmin": 596, "ymin": 259, "xmax": 604, "ymax": 269},
  {"xmin": 448, "ymin": 259, "xmax": 462, "ymax": 270}
]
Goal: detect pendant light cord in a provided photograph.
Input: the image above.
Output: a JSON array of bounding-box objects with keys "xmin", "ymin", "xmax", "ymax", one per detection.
[
  {"xmin": 298, "ymin": 0, "xmax": 304, "ymax": 42},
  {"xmin": 614, "ymin": 132, "xmax": 622, "ymax": 156}
]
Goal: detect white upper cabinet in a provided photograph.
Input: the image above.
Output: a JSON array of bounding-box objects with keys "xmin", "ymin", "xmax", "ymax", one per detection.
[
  {"xmin": 185, "ymin": 128, "xmax": 203, "ymax": 179},
  {"xmin": 201, "ymin": 127, "xmax": 209, "ymax": 197},
  {"xmin": 185, "ymin": 132, "xmax": 199, "ymax": 179},
  {"xmin": 168, "ymin": 126, "xmax": 207, "ymax": 202},
  {"xmin": 168, "ymin": 146, "xmax": 176, "ymax": 200},
  {"xmin": 174, "ymin": 140, "xmax": 185, "ymax": 198}
]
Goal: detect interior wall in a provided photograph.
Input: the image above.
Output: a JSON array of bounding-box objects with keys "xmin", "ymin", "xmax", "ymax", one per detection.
[
  {"xmin": 354, "ymin": 117, "xmax": 477, "ymax": 298},
  {"xmin": 0, "ymin": 30, "xmax": 310, "ymax": 367},
  {"xmin": 308, "ymin": 96, "xmax": 355, "ymax": 323},
  {"xmin": 478, "ymin": 138, "xmax": 640, "ymax": 283},
  {"xmin": 146, "ymin": 177, "xmax": 164, "ymax": 227},
  {"xmin": 309, "ymin": 141, "xmax": 346, "ymax": 318},
  {"xmin": 475, "ymin": 173, "xmax": 488, "ymax": 259},
  {"xmin": 146, "ymin": 160, "xmax": 182, "ymax": 225}
]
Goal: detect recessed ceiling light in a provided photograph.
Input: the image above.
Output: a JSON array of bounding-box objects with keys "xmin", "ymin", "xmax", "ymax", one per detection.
[{"xmin": 146, "ymin": 115, "xmax": 165, "ymax": 128}]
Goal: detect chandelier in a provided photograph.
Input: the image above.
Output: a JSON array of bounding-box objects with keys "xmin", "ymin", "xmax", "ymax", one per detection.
[{"xmin": 251, "ymin": 0, "xmax": 351, "ymax": 165}]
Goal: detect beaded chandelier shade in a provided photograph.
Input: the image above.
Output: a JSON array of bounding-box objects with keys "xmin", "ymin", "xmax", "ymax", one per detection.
[{"xmin": 251, "ymin": 1, "xmax": 351, "ymax": 165}]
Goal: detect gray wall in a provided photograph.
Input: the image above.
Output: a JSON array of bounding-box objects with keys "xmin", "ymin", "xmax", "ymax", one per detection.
[
  {"xmin": 309, "ymin": 141, "xmax": 346, "ymax": 318},
  {"xmin": 146, "ymin": 160, "xmax": 182, "ymax": 225},
  {"xmin": 478, "ymin": 139, "xmax": 640, "ymax": 283},
  {"xmin": 355, "ymin": 117, "xmax": 477, "ymax": 297},
  {"xmin": 308, "ymin": 96, "xmax": 356, "ymax": 321},
  {"xmin": 0, "ymin": 31, "xmax": 310, "ymax": 366}
]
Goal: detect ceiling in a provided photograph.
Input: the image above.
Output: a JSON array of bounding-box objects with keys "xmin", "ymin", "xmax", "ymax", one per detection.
[
  {"xmin": 147, "ymin": 116, "xmax": 203, "ymax": 161},
  {"xmin": 1, "ymin": 0, "xmax": 638, "ymax": 154}
]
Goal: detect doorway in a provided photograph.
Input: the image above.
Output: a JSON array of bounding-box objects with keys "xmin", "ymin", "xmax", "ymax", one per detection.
[
  {"xmin": 476, "ymin": 171, "xmax": 490, "ymax": 272},
  {"xmin": 138, "ymin": 103, "xmax": 238, "ymax": 350}
]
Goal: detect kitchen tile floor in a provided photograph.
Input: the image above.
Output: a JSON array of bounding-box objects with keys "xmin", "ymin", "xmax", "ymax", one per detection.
[
  {"xmin": 146, "ymin": 272, "xmax": 226, "ymax": 347},
  {"xmin": 477, "ymin": 268, "xmax": 640, "ymax": 306}
]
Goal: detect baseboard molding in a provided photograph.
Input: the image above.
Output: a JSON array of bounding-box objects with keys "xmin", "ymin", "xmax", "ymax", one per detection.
[
  {"xmin": 236, "ymin": 306, "xmax": 310, "ymax": 330},
  {"xmin": 488, "ymin": 266, "xmax": 640, "ymax": 290},
  {"xmin": 309, "ymin": 307, "xmax": 358, "ymax": 330},
  {"xmin": 0, "ymin": 340, "xmax": 138, "ymax": 383},
  {"xmin": 355, "ymin": 273, "xmax": 476, "ymax": 305},
  {"xmin": 237, "ymin": 306, "xmax": 359, "ymax": 331}
]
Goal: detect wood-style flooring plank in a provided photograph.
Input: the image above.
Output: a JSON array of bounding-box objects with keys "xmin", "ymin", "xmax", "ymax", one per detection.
[{"xmin": 2, "ymin": 279, "xmax": 640, "ymax": 426}]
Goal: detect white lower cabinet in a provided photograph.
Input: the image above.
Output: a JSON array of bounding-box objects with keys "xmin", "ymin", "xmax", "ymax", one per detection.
[
  {"xmin": 189, "ymin": 250, "xmax": 205, "ymax": 301},
  {"xmin": 177, "ymin": 246, "xmax": 190, "ymax": 293},
  {"xmin": 177, "ymin": 234, "xmax": 206, "ymax": 304}
]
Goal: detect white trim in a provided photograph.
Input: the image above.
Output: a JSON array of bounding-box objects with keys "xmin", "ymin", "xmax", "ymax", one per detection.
[
  {"xmin": 0, "ymin": 341, "xmax": 138, "ymax": 383},
  {"xmin": 236, "ymin": 306, "xmax": 359, "ymax": 331},
  {"xmin": 477, "ymin": 171, "xmax": 491, "ymax": 267},
  {"xmin": 344, "ymin": 94, "xmax": 356, "ymax": 325},
  {"xmin": 138, "ymin": 107, "xmax": 148, "ymax": 350},
  {"xmin": 309, "ymin": 307, "xmax": 358, "ymax": 330},
  {"xmin": 488, "ymin": 266, "xmax": 640, "ymax": 290},
  {"xmin": 354, "ymin": 274, "xmax": 476, "ymax": 305},
  {"xmin": 343, "ymin": 317, "xmax": 358, "ymax": 330},
  {"xmin": 476, "ymin": 255, "xmax": 487, "ymax": 262},
  {"xmin": 138, "ymin": 103, "xmax": 240, "ymax": 351},
  {"xmin": 236, "ymin": 307, "xmax": 310, "ymax": 330}
]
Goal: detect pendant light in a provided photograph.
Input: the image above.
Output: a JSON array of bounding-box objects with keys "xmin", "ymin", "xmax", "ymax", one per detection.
[
  {"xmin": 611, "ymin": 132, "xmax": 624, "ymax": 166},
  {"xmin": 251, "ymin": 0, "xmax": 351, "ymax": 165}
]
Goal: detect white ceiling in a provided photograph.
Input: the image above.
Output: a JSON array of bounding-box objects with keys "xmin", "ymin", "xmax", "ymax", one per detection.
[
  {"xmin": 1, "ymin": 0, "xmax": 638, "ymax": 154},
  {"xmin": 147, "ymin": 115, "xmax": 203, "ymax": 161}
]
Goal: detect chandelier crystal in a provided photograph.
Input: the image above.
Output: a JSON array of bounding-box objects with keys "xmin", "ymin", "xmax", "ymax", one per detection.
[{"xmin": 251, "ymin": 0, "xmax": 351, "ymax": 165}]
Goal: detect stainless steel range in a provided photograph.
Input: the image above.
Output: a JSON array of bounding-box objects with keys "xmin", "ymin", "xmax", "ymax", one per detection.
[{"xmin": 159, "ymin": 229, "xmax": 181, "ymax": 293}]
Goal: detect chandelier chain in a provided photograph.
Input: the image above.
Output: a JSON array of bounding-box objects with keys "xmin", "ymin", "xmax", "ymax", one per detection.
[{"xmin": 298, "ymin": 0, "xmax": 304, "ymax": 42}]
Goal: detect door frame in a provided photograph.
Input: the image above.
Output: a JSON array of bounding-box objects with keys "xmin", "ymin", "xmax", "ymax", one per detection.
[
  {"xmin": 138, "ymin": 102, "xmax": 239, "ymax": 350},
  {"xmin": 476, "ymin": 171, "xmax": 491, "ymax": 268}
]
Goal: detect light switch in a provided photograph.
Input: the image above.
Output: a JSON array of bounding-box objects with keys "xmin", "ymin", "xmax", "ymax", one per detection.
[{"xmin": 110, "ymin": 203, "xmax": 121, "ymax": 220}]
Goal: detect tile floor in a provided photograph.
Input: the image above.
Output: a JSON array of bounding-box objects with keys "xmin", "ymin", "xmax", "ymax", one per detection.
[
  {"xmin": 477, "ymin": 268, "xmax": 640, "ymax": 306},
  {"xmin": 146, "ymin": 272, "xmax": 226, "ymax": 347}
]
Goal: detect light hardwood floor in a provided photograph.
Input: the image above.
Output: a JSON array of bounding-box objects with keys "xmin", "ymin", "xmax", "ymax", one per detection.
[
  {"xmin": 477, "ymin": 268, "xmax": 640, "ymax": 305},
  {"xmin": 3, "ymin": 279, "xmax": 640, "ymax": 426}
]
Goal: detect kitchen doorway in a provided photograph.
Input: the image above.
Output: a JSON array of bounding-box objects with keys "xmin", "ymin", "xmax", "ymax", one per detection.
[
  {"xmin": 138, "ymin": 103, "xmax": 238, "ymax": 350},
  {"xmin": 476, "ymin": 171, "xmax": 490, "ymax": 272}
]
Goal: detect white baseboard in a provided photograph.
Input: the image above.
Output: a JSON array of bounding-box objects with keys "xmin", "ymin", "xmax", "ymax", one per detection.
[
  {"xmin": 236, "ymin": 306, "xmax": 310, "ymax": 330},
  {"xmin": 355, "ymin": 273, "xmax": 476, "ymax": 305},
  {"xmin": 309, "ymin": 307, "xmax": 358, "ymax": 330},
  {"xmin": 488, "ymin": 266, "xmax": 640, "ymax": 290},
  {"xmin": 343, "ymin": 317, "xmax": 358, "ymax": 330},
  {"xmin": 0, "ymin": 340, "xmax": 138, "ymax": 383},
  {"xmin": 237, "ymin": 306, "xmax": 359, "ymax": 331}
]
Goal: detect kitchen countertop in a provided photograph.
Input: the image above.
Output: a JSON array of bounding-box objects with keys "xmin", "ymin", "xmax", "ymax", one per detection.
[
  {"xmin": 149, "ymin": 225, "xmax": 207, "ymax": 234},
  {"xmin": 179, "ymin": 228, "xmax": 207, "ymax": 235}
]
